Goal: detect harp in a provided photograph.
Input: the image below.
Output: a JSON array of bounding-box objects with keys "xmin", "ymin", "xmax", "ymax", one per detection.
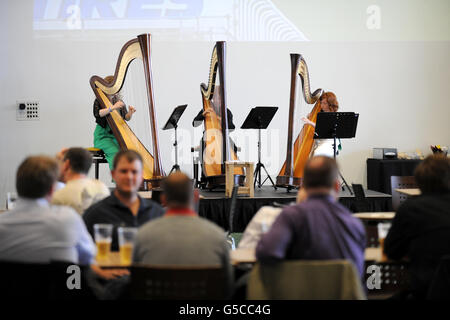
[
  {"xmin": 276, "ymin": 54, "xmax": 323, "ymax": 189},
  {"xmin": 89, "ymin": 34, "xmax": 165, "ymax": 190},
  {"xmin": 200, "ymin": 41, "xmax": 244, "ymax": 189}
]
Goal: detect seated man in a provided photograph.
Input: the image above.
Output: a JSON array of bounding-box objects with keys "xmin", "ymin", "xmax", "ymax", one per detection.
[
  {"xmin": 133, "ymin": 172, "xmax": 232, "ymax": 289},
  {"xmin": 0, "ymin": 156, "xmax": 95, "ymax": 265},
  {"xmin": 52, "ymin": 147, "xmax": 110, "ymax": 214},
  {"xmin": 384, "ymin": 154, "xmax": 450, "ymax": 299},
  {"xmin": 83, "ymin": 150, "xmax": 164, "ymax": 251},
  {"xmin": 256, "ymin": 156, "xmax": 366, "ymax": 275}
]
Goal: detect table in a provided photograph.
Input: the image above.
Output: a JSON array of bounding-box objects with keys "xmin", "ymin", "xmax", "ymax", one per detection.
[
  {"xmin": 353, "ymin": 212, "xmax": 395, "ymax": 221},
  {"xmin": 97, "ymin": 248, "xmax": 388, "ymax": 268},
  {"xmin": 367, "ymin": 158, "xmax": 421, "ymax": 194},
  {"xmin": 230, "ymin": 247, "xmax": 388, "ymax": 265},
  {"xmin": 395, "ymin": 188, "xmax": 421, "ymax": 196},
  {"xmin": 96, "ymin": 252, "xmax": 129, "ymax": 268}
]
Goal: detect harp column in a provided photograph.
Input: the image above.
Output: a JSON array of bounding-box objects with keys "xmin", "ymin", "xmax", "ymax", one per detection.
[{"xmin": 137, "ymin": 33, "xmax": 165, "ymax": 186}]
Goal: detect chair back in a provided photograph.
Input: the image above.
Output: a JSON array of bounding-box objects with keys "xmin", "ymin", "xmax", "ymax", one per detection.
[
  {"xmin": 390, "ymin": 176, "xmax": 417, "ymax": 210},
  {"xmin": 427, "ymin": 255, "xmax": 450, "ymax": 300},
  {"xmin": 247, "ymin": 260, "xmax": 366, "ymax": 300},
  {"xmin": 0, "ymin": 260, "xmax": 94, "ymax": 299},
  {"xmin": 352, "ymin": 183, "xmax": 371, "ymax": 212},
  {"xmin": 228, "ymin": 185, "xmax": 239, "ymax": 233},
  {"xmin": 128, "ymin": 265, "xmax": 229, "ymax": 300}
]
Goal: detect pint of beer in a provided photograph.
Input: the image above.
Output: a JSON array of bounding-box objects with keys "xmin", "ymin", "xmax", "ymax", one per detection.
[
  {"xmin": 377, "ymin": 222, "xmax": 391, "ymax": 261},
  {"xmin": 94, "ymin": 224, "xmax": 113, "ymax": 260},
  {"xmin": 118, "ymin": 227, "xmax": 137, "ymax": 265},
  {"xmin": 96, "ymin": 239, "xmax": 112, "ymax": 260}
]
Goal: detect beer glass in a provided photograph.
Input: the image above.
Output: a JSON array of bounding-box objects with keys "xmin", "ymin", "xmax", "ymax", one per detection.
[
  {"xmin": 118, "ymin": 227, "xmax": 137, "ymax": 265},
  {"xmin": 94, "ymin": 224, "xmax": 113, "ymax": 260},
  {"xmin": 377, "ymin": 222, "xmax": 391, "ymax": 261}
]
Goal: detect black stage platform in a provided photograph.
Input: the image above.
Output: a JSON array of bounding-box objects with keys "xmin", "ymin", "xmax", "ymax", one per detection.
[{"xmin": 198, "ymin": 186, "xmax": 392, "ymax": 232}]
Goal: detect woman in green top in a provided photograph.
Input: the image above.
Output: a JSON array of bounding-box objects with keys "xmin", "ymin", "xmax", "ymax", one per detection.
[{"xmin": 93, "ymin": 77, "xmax": 136, "ymax": 169}]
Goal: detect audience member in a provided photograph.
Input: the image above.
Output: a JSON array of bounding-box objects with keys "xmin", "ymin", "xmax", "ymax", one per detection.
[
  {"xmin": 83, "ymin": 150, "xmax": 164, "ymax": 251},
  {"xmin": 256, "ymin": 156, "xmax": 366, "ymax": 275},
  {"xmin": 133, "ymin": 172, "xmax": 232, "ymax": 288},
  {"xmin": 384, "ymin": 154, "xmax": 450, "ymax": 299},
  {"xmin": 0, "ymin": 156, "xmax": 95, "ymax": 265},
  {"xmin": 52, "ymin": 147, "xmax": 110, "ymax": 214}
]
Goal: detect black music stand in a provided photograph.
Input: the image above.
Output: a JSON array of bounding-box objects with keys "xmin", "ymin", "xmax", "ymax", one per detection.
[
  {"xmin": 163, "ymin": 104, "xmax": 187, "ymax": 174},
  {"xmin": 241, "ymin": 106, "xmax": 278, "ymax": 189},
  {"xmin": 314, "ymin": 112, "xmax": 359, "ymax": 194}
]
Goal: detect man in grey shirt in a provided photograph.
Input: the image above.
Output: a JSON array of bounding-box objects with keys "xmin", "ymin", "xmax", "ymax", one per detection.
[
  {"xmin": 0, "ymin": 155, "xmax": 96, "ymax": 265},
  {"xmin": 133, "ymin": 172, "xmax": 232, "ymax": 290}
]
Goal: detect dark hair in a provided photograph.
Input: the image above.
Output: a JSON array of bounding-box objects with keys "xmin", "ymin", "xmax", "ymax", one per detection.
[
  {"xmin": 64, "ymin": 147, "xmax": 92, "ymax": 174},
  {"xmin": 414, "ymin": 154, "xmax": 450, "ymax": 194},
  {"xmin": 162, "ymin": 172, "xmax": 193, "ymax": 207},
  {"xmin": 16, "ymin": 156, "xmax": 59, "ymax": 199},
  {"xmin": 113, "ymin": 150, "xmax": 143, "ymax": 169},
  {"xmin": 303, "ymin": 156, "xmax": 339, "ymax": 189}
]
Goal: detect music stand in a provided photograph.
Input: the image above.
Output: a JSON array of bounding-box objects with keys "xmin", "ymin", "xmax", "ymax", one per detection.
[
  {"xmin": 163, "ymin": 104, "xmax": 188, "ymax": 174},
  {"xmin": 241, "ymin": 106, "xmax": 278, "ymax": 189},
  {"xmin": 314, "ymin": 112, "xmax": 359, "ymax": 194}
]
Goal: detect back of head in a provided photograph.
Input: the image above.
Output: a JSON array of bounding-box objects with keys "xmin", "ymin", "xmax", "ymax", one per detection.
[
  {"xmin": 16, "ymin": 156, "xmax": 59, "ymax": 199},
  {"xmin": 162, "ymin": 172, "xmax": 193, "ymax": 208},
  {"xmin": 414, "ymin": 154, "xmax": 450, "ymax": 195},
  {"xmin": 64, "ymin": 147, "xmax": 92, "ymax": 175},
  {"xmin": 113, "ymin": 150, "xmax": 143, "ymax": 169},
  {"xmin": 303, "ymin": 156, "xmax": 339, "ymax": 190}
]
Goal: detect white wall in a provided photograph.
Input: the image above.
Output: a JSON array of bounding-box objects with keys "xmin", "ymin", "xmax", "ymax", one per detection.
[{"xmin": 1, "ymin": 1, "xmax": 449, "ymax": 208}]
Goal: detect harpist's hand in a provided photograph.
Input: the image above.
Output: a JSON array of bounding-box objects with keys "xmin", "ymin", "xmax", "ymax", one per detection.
[
  {"xmin": 128, "ymin": 106, "xmax": 136, "ymax": 114},
  {"xmin": 301, "ymin": 117, "xmax": 315, "ymax": 128},
  {"xmin": 112, "ymin": 100, "xmax": 125, "ymax": 110}
]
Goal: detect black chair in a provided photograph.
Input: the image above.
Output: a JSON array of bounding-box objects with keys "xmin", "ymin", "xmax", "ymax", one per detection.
[
  {"xmin": 87, "ymin": 147, "xmax": 108, "ymax": 179},
  {"xmin": 364, "ymin": 260, "xmax": 410, "ymax": 299},
  {"xmin": 352, "ymin": 183, "xmax": 371, "ymax": 212},
  {"xmin": 227, "ymin": 185, "xmax": 241, "ymax": 249},
  {"xmin": 0, "ymin": 260, "xmax": 95, "ymax": 300},
  {"xmin": 390, "ymin": 176, "xmax": 417, "ymax": 211},
  {"xmin": 126, "ymin": 265, "xmax": 229, "ymax": 300},
  {"xmin": 427, "ymin": 255, "xmax": 450, "ymax": 300}
]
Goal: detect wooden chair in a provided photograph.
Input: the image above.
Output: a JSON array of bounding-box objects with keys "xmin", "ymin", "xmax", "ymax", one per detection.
[
  {"xmin": 247, "ymin": 260, "xmax": 366, "ymax": 300},
  {"xmin": 225, "ymin": 161, "xmax": 254, "ymax": 198},
  {"xmin": 127, "ymin": 265, "xmax": 229, "ymax": 300},
  {"xmin": 390, "ymin": 176, "xmax": 417, "ymax": 210}
]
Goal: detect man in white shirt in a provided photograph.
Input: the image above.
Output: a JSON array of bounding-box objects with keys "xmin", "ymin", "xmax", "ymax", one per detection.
[
  {"xmin": 238, "ymin": 189, "xmax": 306, "ymax": 249},
  {"xmin": 0, "ymin": 155, "xmax": 96, "ymax": 265},
  {"xmin": 52, "ymin": 147, "xmax": 110, "ymax": 214}
]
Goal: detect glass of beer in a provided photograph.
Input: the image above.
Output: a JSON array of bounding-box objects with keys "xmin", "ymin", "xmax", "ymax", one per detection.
[
  {"xmin": 94, "ymin": 224, "xmax": 113, "ymax": 260},
  {"xmin": 118, "ymin": 227, "xmax": 137, "ymax": 265},
  {"xmin": 377, "ymin": 222, "xmax": 391, "ymax": 261}
]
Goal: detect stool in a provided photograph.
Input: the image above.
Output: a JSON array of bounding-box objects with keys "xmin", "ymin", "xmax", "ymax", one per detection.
[
  {"xmin": 225, "ymin": 161, "xmax": 254, "ymax": 198},
  {"xmin": 87, "ymin": 148, "xmax": 108, "ymax": 179}
]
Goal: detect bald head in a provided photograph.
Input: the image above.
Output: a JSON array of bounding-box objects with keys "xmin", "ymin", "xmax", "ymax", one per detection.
[
  {"xmin": 162, "ymin": 172, "xmax": 194, "ymax": 208},
  {"xmin": 303, "ymin": 156, "xmax": 339, "ymax": 190}
]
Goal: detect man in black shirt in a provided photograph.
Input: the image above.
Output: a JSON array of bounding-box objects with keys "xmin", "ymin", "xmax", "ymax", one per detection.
[
  {"xmin": 83, "ymin": 150, "xmax": 164, "ymax": 250},
  {"xmin": 384, "ymin": 154, "xmax": 450, "ymax": 299}
]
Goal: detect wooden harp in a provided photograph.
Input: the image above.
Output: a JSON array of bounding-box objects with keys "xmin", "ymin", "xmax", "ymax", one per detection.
[
  {"xmin": 276, "ymin": 54, "xmax": 323, "ymax": 189},
  {"xmin": 90, "ymin": 34, "xmax": 165, "ymax": 190},
  {"xmin": 200, "ymin": 41, "xmax": 244, "ymax": 189}
]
